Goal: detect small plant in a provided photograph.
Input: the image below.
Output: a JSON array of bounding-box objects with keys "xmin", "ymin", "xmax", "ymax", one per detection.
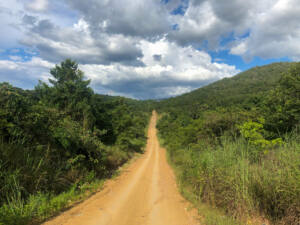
[{"xmin": 238, "ymin": 120, "xmax": 283, "ymax": 154}]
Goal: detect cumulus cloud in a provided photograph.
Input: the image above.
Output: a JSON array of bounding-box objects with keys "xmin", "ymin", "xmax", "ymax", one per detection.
[
  {"xmin": 20, "ymin": 18, "xmax": 144, "ymax": 66},
  {"xmin": 168, "ymin": 0, "xmax": 257, "ymax": 48},
  {"xmin": 65, "ymin": 0, "xmax": 171, "ymax": 39},
  {"xmin": 0, "ymin": 57, "xmax": 53, "ymax": 89},
  {"xmin": 0, "ymin": 1, "xmax": 24, "ymax": 48},
  {"xmin": 0, "ymin": 38, "xmax": 239, "ymax": 99},
  {"xmin": 25, "ymin": 0, "xmax": 48, "ymax": 12},
  {"xmin": 230, "ymin": 0, "xmax": 300, "ymax": 61},
  {"xmin": 168, "ymin": 0, "xmax": 300, "ymax": 61},
  {"xmin": 0, "ymin": 0, "xmax": 299, "ymax": 99},
  {"xmin": 80, "ymin": 39, "xmax": 239, "ymax": 99}
]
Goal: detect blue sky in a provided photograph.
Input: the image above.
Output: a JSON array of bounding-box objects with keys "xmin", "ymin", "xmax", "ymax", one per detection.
[
  {"xmin": 0, "ymin": 0, "xmax": 299, "ymax": 99},
  {"xmin": 211, "ymin": 50, "xmax": 291, "ymax": 71}
]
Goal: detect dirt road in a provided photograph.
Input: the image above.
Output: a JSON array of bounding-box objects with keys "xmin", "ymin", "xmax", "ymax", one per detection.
[{"xmin": 43, "ymin": 111, "xmax": 199, "ymax": 225}]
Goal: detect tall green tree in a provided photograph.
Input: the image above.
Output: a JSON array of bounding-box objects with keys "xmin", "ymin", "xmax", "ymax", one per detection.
[
  {"xmin": 49, "ymin": 59, "xmax": 92, "ymax": 108},
  {"xmin": 37, "ymin": 59, "xmax": 95, "ymax": 127}
]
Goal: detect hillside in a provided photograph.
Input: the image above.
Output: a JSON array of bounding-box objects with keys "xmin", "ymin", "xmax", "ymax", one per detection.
[
  {"xmin": 156, "ymin": 62, "xmax": 300, "ymax": 224},
  {"xmin": 158, "ymin": 62, "xmax": 293, "ymax": 110}
]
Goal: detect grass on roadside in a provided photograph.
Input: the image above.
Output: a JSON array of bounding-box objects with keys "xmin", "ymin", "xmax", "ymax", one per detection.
[
  {"xmin": 158, "ymin": 135, "xmax": 241, "ymax": 225},
  {"xmin": 0, "ymin": 179, "xmax": 104, "ymax": 225},
  {"xmin": 0, "ymin": 150, "xmax": 144, "ymax": 225},
  {"xmin": 158, "ymin": 133, "xmax": 300, "ymax": 225}
]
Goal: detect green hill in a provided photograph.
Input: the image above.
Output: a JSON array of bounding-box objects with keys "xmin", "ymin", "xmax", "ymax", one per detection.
[
  {"xmin": 156, "ymin": 62, "xmax": 300, "ymax": 224},
  {"xmin": 158, "ymin": 62, "xmax": 293, "ymax": 110}
]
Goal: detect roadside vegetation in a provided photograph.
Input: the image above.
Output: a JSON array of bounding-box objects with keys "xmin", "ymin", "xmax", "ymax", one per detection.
[
  {"xmin": 1, "ymin": 60, "xmax": 299, "ymax": 225},
  {"xmin": 157, "ymin": 62, "xmax": 300, "ymax": 225},
  {"xmin": 0, "ymin": 59, "xmax": 150, "ymax": 225}
]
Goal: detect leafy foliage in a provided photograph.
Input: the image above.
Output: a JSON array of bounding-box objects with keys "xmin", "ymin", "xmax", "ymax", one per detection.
[
  {"xmin": 0, "ymin": 59, "xmax": 150, "ymax": 225},
  {"xmin": 157, "ymin": 62, "xmax": 300, "ymax": 224},
  {"xmin": 264, "ymin": 62, "xmax": 300, "ymax": 134},
  {"xmin": 238, "ymin": 120, "xmax": 283, "ymax": 153}
]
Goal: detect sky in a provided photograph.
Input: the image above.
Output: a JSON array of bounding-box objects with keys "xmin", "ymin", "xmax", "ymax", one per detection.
[{"xmin": 0, "ymin": 0, "xmax": 299, "ymax": 99}]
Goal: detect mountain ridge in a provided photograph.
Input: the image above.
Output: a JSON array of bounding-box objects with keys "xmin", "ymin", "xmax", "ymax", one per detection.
[{"xmin": 157, "ymin": 62, "xmax": 294, "ymax": 110}]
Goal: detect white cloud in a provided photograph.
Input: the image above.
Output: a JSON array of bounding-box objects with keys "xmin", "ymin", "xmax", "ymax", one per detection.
[
  {"xmin": 26, "ymin": 0, "xmax": 48, "ymax": 12},
  {"xmin": 0, "ymin": 57, "xmax": 53, "ymax": 88},
  {"xmin": 0, "ymin": 38, "xmax": 239, "ymax": 99},
  {"xmin": 167, "ymin": 0, "xmax": 257, "ymax": 48},
  {"xmin": 0, "ymin": 1, "xmax": 24, "ymax": 48},
  {"xmin": 229, "ymin": 0, "xmax": 300, "ymax": 60},
  {"xmin": 65, "ymin": 0, "xmax": 171, "ymax": 39},
  {"xmin": 9, "ymin": 55, "xmax": 23, "ymax": 61},
  {"xmin": 0, "ymin": 0, "xmax": 299, "ymax": 99},
  {"xmin": 20, "ymin": 18, "xmax": 144, "ymax": 66},
  {"xmin": 80, "ymin": 39, "xmax": 239, "ymax": 99},
  {"xmin": 230, "ymin": 42, "xmax": 247, "ymax": 55}
]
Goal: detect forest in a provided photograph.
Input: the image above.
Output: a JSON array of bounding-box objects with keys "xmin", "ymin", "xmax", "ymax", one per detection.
[
  {"xmin": 156, "ymin": 62, "xmax": 300, "ymax": 225},
  {"xmin": 0, "ymin": 59, "xmax": 151, "ymax": 225},
  {"xmin": 0, "ymin": 60, "xmax": 299, "ymax": 225}
]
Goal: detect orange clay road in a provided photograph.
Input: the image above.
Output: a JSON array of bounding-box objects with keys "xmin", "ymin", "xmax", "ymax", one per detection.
[{"xmin": 43, "ymin": 111, "xmax": 200, "ymax": 225}]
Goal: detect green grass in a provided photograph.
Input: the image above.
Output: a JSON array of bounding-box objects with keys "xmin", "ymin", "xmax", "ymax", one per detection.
[
  {"xmin": 180, "ymin": 184, "xmax": 241, "ymax": 225},
  {"xmin": 0, "ymin": 147, "xmax": 145, "ymax": 225},
  {"xmin": 159, "ymin": 135, "xmax": 241, "ymax": 225},
  {"xmin": 160, "ymin": 134, "xmax": 300, "ymax": 225},
  {"xmin": 0, "ymin": 179, "xmax": 104, "ymax": 225}
]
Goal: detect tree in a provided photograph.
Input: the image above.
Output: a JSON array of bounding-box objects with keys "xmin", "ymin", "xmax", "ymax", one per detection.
[
  {"xmin": 264, "ymin": 62, "xmax": 300, "ymax": 134},
  {"xmin": 49, "ymin": 59, "xmax": 88, "ymax": 87},
  {"xmin": 37, "ymin": 59, "xmax": 94, "ymax": 125}
]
